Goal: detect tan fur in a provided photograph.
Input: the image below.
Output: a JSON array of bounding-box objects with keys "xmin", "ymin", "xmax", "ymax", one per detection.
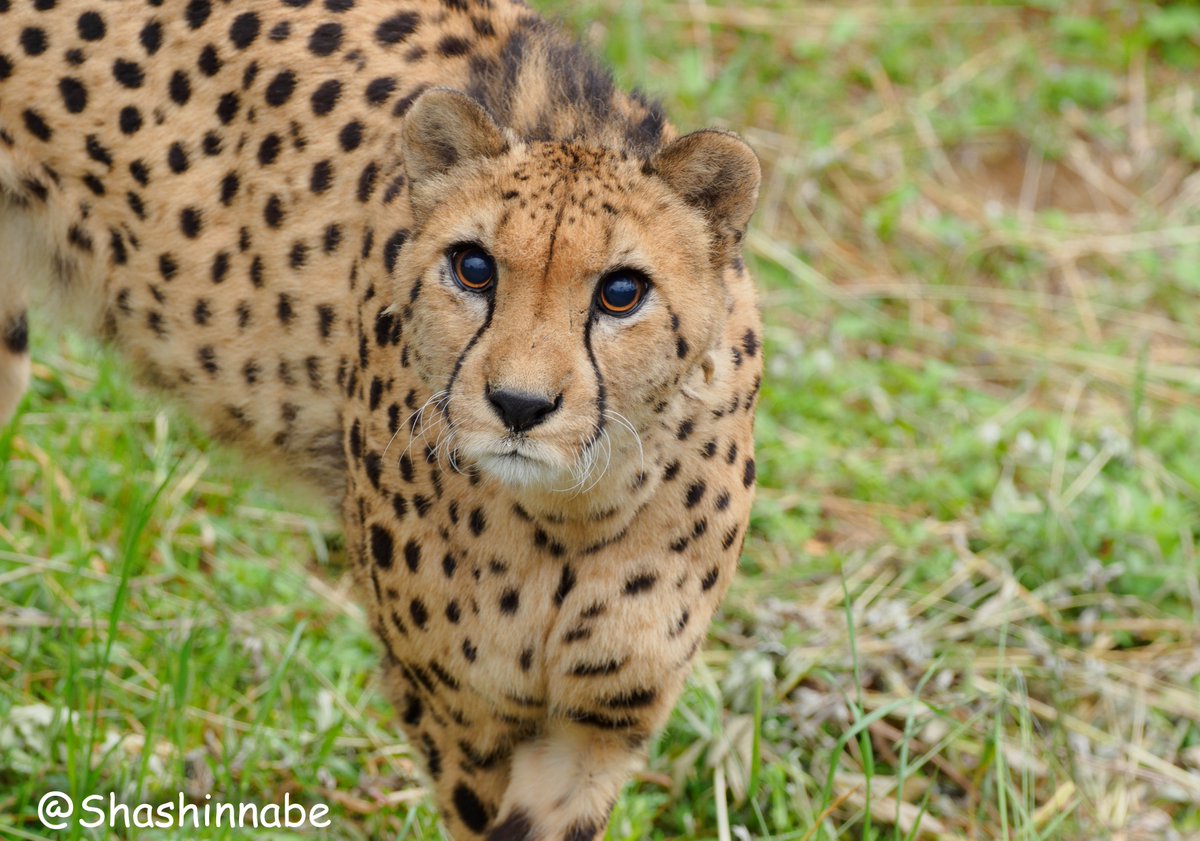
[{"xmin": 0, "ymin": 2, "xmax": 762, "ymax": 838}]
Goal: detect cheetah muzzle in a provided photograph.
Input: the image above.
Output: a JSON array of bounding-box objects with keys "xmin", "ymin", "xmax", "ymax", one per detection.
[{"xmin": 0, "ymin": 2, "xmax": 763, "ymax": 839}]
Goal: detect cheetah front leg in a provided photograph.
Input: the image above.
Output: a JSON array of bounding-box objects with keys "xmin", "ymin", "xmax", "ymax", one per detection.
[
  {"xmin": 487, "ymin": 721, "xmax": 646, "ymax": 841},
  {"xmin": 485, "ymin": 562, "xmax": 707, "ymax": 841},
  {"xmin": 0, "ymin": 206, "xmax": 32, "ymax": 426}
]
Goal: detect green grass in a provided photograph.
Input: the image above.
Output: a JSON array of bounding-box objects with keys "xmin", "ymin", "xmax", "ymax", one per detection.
[{"xmin": 4, "ymin": 1, "xmax": 1200, "ymax": 838}]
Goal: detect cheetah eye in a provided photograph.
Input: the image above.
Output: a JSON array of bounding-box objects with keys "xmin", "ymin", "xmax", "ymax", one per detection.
[
  {"xmin": 596, "ymin": 270, "xmax": 648, "ymax": 317},
  {"xmin": 450, "ymin": 246, "xmax": 496, "ymax": 292}
]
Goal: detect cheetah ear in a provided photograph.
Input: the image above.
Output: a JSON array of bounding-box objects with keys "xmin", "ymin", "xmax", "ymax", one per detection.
[
  {"xmin": 650, "ymin": 130, "xmax": 761, "ymax": 261},
  {"xmin": 401, "ymin": 89, "xmax": 508, "ymax": 187}
]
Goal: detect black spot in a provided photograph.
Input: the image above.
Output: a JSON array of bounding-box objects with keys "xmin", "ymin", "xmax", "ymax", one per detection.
[
  {"xmin": 721, "ymin": 525, "xmax": 740, "ymax": 551},
  {"xmin": 306, "ymin": 158, "xmax": 335, "ymax": 194},
  {"xmin": 423, "ymin": 733, "xmax": 442, "ymax": 778},
  {"xmin": 112, "ymin": 59, "xmax": 144, "ymax": 89},
  {"xmin": 242, "ymin": 359, "xmax": 260, "ymax": 384},
  {"xmin": 326, "ymin": 0, "xmax": 353, "ymax": 11},
  {"xmin": 257, "ymin": 133, "xmax": 281, "ymax": 165},
  {"xmin": 498, "ymin": 588, "xmax": 519, "ymax": 614},
  {"xmin": 743, "ymin": 458, "xmax": 756, "ymax": 488},
  {"xmin": 374, "ymin": 311, "xmax": 395, "ymax": 347},
  {"xmin": 20, "ymin": 27, "xmax": 47, "ymax": 56},
  {"xmin": 383, "ymin": 230, "xmax": 407, "ymax": 273},
  {"xmin": 197, "ymin": 44, "xmax": 221, "ymax": 76},
  {"xmin": 402, "ymin": 693, "xmax": 422, "ymax": 726},
  {"xmin": 77, "ymin": 11, "xmax": 105, "ymax": 40},
  {"xmin": 229, "ymin": 12, "xmax": 260, "ymax": 48},
  {"xmin": 563, "ymin": 627, "xmax": 591, "ymax": 643},
  {"xmin": 168, "ymin": 70, "xmax": 192, "ymax": 105},
  {"xmin": 215, "ymin": 91, "xmax": 239, "ymax": 124},
  {"xmin": 140, "ymin": 20, "xmax": 163, "ymax": 54},
  {"xmin": 249, "ymin": 255, "xmax": 264, "ymax": 287},
  {"xmin": 198, "ymin": 345, "xmax": 218, "ymax": 376},
  {"xmin": 128, "ymin": 159, "xmax": 149, "ymax": 186},
  {"xmin": 382, "ymin": 174, "xmax": 406, "ymax": 204},
  {"xmin": 604, "ymin": 688, "xmax": 658, "ymax": 709},
  {"xmin": 338, "ymin": 120, "xmax": 363, "ymax": 151},
  {"xmin": 392, "ymin": 86, "xmax": 428, "ymax": 117},
  {"xmin": 403, "ymin": 539, "xmax": 420, "ymax": 573},
  {"xmin": 83, "ymin": 136, "xmax": 112, "ymax": 169},
  {"xmin": 472, "ymin": 16, "xmax": 496, "ymax": 38},
  {"xmin": 553, "ymin": 563, "xmax": 576, "ymax": 607},
  {"xmin": 185, "ymin": 0, "xmax": 211, "ymax": 29},
  {"xmin": 570, "ymin": 658, "xmax": 626, "ymax": 678},
  {"xmin": 88, "ymin": 173, "xmax": 111, "ymax": 199},
  {"xmin": 3, "ymin": 312, "xmax": 28, "ymax": 354},
  {"xmin": 413, "ymin": 495, "xmax": 431, "ymax": 516},
  {"xmin": 677, "ymin": 418, "xmax": 695, "ymax": 440},
  {"xmin": 742, "ymin": 328, "xmax": 759, "ymax": 357},
  {"xmin": 308, "ymin": 22, "xmax": 342, "ymax": 55},
  {"xmin": 220, "ymin": 172, "xmax": 239, "ymax": 205},
  {"xmin": 436, "ymin": 34, "xmax": 470, "ymax": 57},
  {"xmin": 179, "ymin": 207, "xmax": 202, "ymax": 238},
  {"xmin": 265, "ymin": 70, "xmax": 296, "ymax": 105},
  {"xmin": 676, "ymin": 336, "xmax": 689, "ymax": 358},
  {"xmin": 289, "ymin": 241, "xmax": 308, "ymax": 270},
  {"xmin": 376, "ymin": 12, "xmax": 419, "ymax": 46},
  {"xmin": 310, "ymin": 79, "xmax": 341, "ymax": 115},
  {"xmin": 276, "ymin": 292, "xmax": 295, "ymax": 327},
  {"xmin": 663, "ymin": 460, "xmax": 681, "ymax": 481},
  {"xmin": 565, "ymin": 821, "xmax": 601, "ymax": 841},
  {"xmin": 446, "ymin": 599, "xmax": 461, "ymax": 623},
  {"xmin": 264, "ymin": 194, "xmax": 284, "ymax": 227},
  {"xmin": 322, "ymin": 224, "xmax": 342, "ymax": 255},
  {"xmin": 167, "ymin": 142, "xmax": 188, "ymax": 173},
  {"xmin": 441, "ymin": 552, "xmax": 458, "ymax": 579},
  {"xmin": 126, "ymin": 191, "xmax": 146, "ymax": 218},
  {"xmin": 365, "ymin": 76, "xmax": 396, "ymax": 106},
  {"xmin": 684, "ymin": 481, "xmax": 706, "ymax": 508},
  {"xmin": 701, "ymin": 566, "xmax": 720, "ymax": 590},
  {"xmin": 58, "ymin": 77, "xmax": 87, "ymax": 113},
  {"xmin": 623, "ymin": 573, "xmax": 657, "ymax": 596},
  {"xmin": 269, "ymin": 20, "xmax": 291, "ymax": 41},
  {"xmin": 409, "ymin": 598, "xmax": 429, "ymax": 630},
  {"xmin": 519, "ymin": 648, "xmax": 534, "ymax": 671},
  {"xmin": 22, "ymin": 109, "xmax": 51, "ymax": 141},
  {"xmin": 119, "ymin": 106, "xmax": 143, "ymax": 134},
  {"xmin": 489, "ymin": 810, "xmax": 533, "ymax": 841},
  {"xmin": 158, "ymin": 253, "xmax": 177, "ymax": 280},
  {"xmin": 356, "ymin": 162, "xmax": 378, "ymax": 202},
  {"xmin": 429, "ymin": 660, "xmax": 459, "ymax": 690},
  {"xmin": 468, "ymin": 507, "xmax": 486, "ymax": 536},
  {"xmin": 107, "ymin": 229, "xmax": 127, "ymax": 263},
  {"xmin": 452, "ymin": 784, "xmax": 489, "ymax": 835}
]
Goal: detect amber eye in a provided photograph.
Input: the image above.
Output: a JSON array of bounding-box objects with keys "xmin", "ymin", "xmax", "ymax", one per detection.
[
  {"xmin": 451, "ymin": 246, "xmax": 496, "ymax": 292},
  {"xmin": 596, "ymin": 270, "xmax": 648, "ymax": 316}
]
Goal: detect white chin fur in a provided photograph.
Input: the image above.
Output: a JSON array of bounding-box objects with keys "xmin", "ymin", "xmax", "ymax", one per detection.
[{"xmin": 474, "ymin": 452, "xmax": 565, "ymax": 489}]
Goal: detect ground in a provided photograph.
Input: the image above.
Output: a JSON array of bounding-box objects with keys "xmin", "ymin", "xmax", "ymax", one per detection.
[{"xmin": 2, "ymin": 1, "xmax": 1199, "ymax": 839}]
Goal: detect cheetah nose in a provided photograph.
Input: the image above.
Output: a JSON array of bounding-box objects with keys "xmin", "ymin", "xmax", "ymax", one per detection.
[{"xmin": 487, "ymin": 389, "xmax": 562, "ymax": 433}]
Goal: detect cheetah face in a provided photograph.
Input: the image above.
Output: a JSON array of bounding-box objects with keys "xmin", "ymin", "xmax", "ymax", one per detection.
[{"xmin": 389, "ymin": 91, "xmax": 759, "ymax": 490}]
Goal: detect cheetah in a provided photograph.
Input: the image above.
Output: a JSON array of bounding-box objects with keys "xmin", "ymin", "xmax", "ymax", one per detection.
[{"xmin": 0, "ymin": 1, "xmax": 763, "ymax": 838}]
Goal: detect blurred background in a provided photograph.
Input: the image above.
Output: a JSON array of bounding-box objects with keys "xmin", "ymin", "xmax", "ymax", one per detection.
[{"xmin": 2, "ymin": 1, "xmax": 1199, "ymax": 838}]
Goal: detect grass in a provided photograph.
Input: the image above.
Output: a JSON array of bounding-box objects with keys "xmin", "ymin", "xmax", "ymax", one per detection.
[{"xmin": 3, "ymin": 0, "xmax": 1200, "ymax": 838}]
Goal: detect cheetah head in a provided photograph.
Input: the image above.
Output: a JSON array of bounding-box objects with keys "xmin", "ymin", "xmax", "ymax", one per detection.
[{"xmin": 385, "ymin": 90, "xmax": 759, "ymax": 491}]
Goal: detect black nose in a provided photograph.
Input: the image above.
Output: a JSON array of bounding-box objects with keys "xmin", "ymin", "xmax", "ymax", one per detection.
[{"xmin": 488, "ymin": 389, "xmax": 561, "ymax": 433}]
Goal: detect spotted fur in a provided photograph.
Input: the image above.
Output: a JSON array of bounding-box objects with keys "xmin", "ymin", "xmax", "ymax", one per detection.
[{"xmin": 0, "ymin": 2, "xmax": 762, "ymax": 838}]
